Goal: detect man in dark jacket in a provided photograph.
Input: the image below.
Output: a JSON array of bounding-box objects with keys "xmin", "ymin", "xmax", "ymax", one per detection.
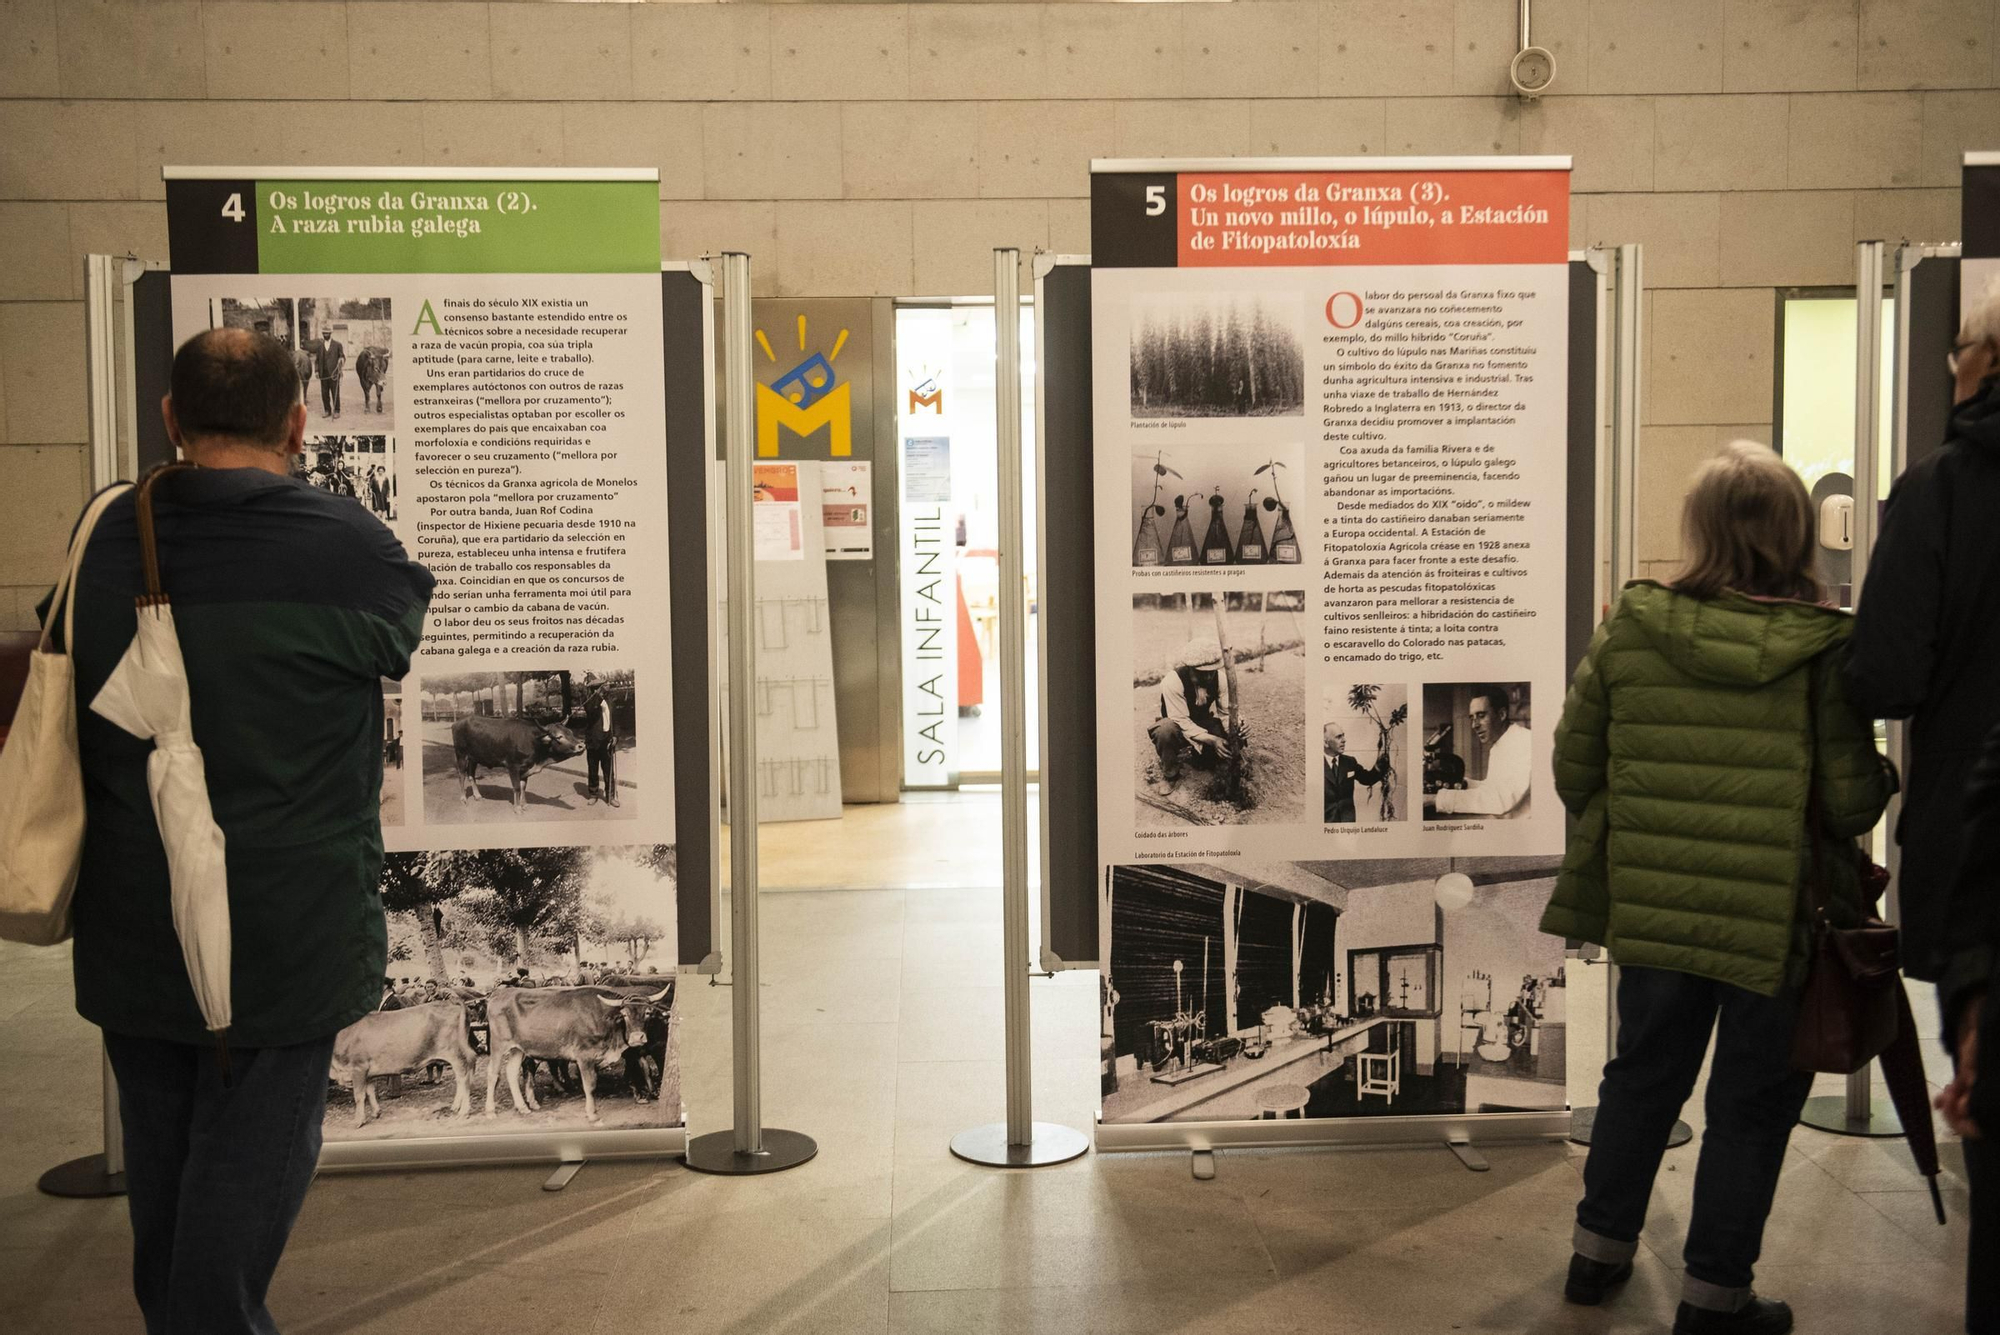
[
  {"xmin": 54, "ymin": 329, "xmax": 431, "ymax": 1333},
  {"xmin": 1848, "ymin": 305, "xmax": 2000, "ymax": 982},
  {"xmin": 582, "ymin": 671, "xmax": 619, "ymax": 807},
  {"xmin": 1938, "ymin": 722, "xmax": 2000, "ymax": 1334},
  {"xmin": 1848, "ymin": 294, "xmax": 2000, "ymax": 1335},
  {"xmin": 1322, "ymin": 723, "xmax": 1385, "ymax": 822},
  {"xmin": 315, "ymin": 327, "xmax": 345, "ymax": 419}
]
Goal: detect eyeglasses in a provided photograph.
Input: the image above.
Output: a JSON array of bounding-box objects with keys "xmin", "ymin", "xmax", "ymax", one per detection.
[{"xmin": 1949, "ymin": 339, "xmax": 1991, "ymax": 376}]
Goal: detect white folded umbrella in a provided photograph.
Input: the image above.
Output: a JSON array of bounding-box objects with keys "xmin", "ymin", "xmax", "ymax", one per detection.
[{"xmin": 91, "ymin": 602, "xmax": 231, "ymax": 1038}]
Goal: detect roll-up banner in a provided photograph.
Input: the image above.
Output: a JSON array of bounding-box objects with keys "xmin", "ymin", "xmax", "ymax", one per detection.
[
  {"xmin": 164, "ymin": 168, "xmax": 684, "ymax": 1152},
  {"xmin": 1090, "ymin": 158, "xmax": 1573, "ymax": 1132}
]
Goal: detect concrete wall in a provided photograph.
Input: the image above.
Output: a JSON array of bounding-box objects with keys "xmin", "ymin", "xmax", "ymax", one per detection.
[{"xmin": 3, "ymin": 0, "xmax": 1996, "ymax": 623}]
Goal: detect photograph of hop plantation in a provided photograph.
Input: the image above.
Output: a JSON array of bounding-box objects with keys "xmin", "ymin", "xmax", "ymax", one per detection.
[{"xmin": 1129, "ymin": 292, "xmax": 1306, "ymax": 418}]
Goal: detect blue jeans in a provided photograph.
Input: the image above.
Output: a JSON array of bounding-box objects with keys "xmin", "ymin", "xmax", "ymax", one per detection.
[
  {"xmin": 1574, "ymin": 966, "xmax": 1815, "ymax": 1311},
  {"xmin": 104, "ymin": 1030, "xmax": 335, "ymax": 1335}
]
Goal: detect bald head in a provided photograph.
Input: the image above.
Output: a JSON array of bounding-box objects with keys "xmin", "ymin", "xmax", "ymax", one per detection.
[{"xmin": 165, "ymin": 327, "xmax": 305, "ymax": 459}]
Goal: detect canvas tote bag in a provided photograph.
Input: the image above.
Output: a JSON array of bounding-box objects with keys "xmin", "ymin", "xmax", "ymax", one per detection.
[{"xmin": 0, "ymin": 484, "xmax": 134, "ymax": 945}]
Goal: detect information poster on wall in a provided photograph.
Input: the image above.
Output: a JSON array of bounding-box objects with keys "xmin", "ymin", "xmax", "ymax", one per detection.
[
  {"xmin": 1089, "ymin": 157, "xmax": 1572, "ymax": 1128},
  {"xmin": 821, "ymin": 460, "xmax": 874, "ymax": 560},
  {"xmin": 165, "ymin": 167, "xmax": 683, "ymax": 1146},
  {"xmin": 753, "ymin": 462, "xmax": 805, "ymax": 561}
]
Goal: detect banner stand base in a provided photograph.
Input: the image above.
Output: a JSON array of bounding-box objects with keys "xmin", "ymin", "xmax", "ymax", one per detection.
[
  {"xmin": 950, "ymin": 1121, "xmax": 1091, "ymax": 1169},
  {"xmin": 1798, "ymin": 1095, "xmax": 1902, "ymax": 1139},
  {"xmin": 1446, "ymin": 1137, "xmax": 1491, "ymax": 1172},
  {"xmin": 683, "ymin": 1128, "xmax": 817, "ymax": 1175},
  {"xmin": 38, "ymin": 1154, "xmax": 126, "ymax": 1199},
  {"xmin": 1568, "ymin": 1107, "xmax": 1693, "ymax": 1149}
]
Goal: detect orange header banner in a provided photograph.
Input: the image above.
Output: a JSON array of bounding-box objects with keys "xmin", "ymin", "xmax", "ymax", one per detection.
[{"xmin": 1176, "ymin": 170, "xmax": 1569, "ymax": 267}]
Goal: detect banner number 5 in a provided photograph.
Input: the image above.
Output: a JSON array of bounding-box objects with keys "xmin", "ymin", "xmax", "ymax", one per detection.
[{"xmin": 1144, "ymin": 185, "xmax": 1166, "ymax": 217}]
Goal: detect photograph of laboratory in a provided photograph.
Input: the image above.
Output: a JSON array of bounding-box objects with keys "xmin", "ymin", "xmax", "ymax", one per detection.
[{"xmin": 1100, "ymin": 857, "xmax": 1567, "ymax": 1124}]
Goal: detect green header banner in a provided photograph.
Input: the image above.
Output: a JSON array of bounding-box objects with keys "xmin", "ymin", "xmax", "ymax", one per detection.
[{"xmin": 244, "ymin": 178, "xmax": 660, "ymax": 274}]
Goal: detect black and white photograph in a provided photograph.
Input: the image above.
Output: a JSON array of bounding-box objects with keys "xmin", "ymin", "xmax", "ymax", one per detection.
[
  {"xmin": 1323, "ymin": 683, "xmax": 1408, "ymax": 824},
  {"xmin": 211, "ymin": 298, "xmax": 309, "ymax": 405},
  {"xmin": 297, "ymin": 296, "xmax": 394, "ymax": 431},
  {"xmin": 380, "ymin": 679, "xmax": 405, "ymax": 829},
  {"xmin": 213, "ymin": 296, "xmax": 296, "ymax": 345},
  {"xmin": 1128, "ymin": 291, "xmax": 1305, "ymax": 419},
  {"xmin": 293, "ymin": 435, "xmax": 396, "ymax": 523},
  {"xmin": 420, "ymin": 669, "xmax": 638, "ymax": 826},
  {"xmin": 1129, "ymin": 442, "xmax": 1305, "ymax": 568},
  {"xmin": 1099, "ymin": 856, "xmax": 1567, "ymax": 1124},
  {"xmin": 1133, "ymin": 590, "xmax": 1307, "ymax": 827},
  {"xmin": 325, "ymin": 845, "xmax": 681, "ymax": 1141},
  {"xmin": 1422, "ymin": 682, "xmax": 1533, "ymax": 822}
]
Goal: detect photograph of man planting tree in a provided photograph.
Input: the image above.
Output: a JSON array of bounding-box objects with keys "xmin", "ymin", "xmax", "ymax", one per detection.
[{"xmin": 1133, "ymin": 589, "xmax": 1308, "ymax": 827}]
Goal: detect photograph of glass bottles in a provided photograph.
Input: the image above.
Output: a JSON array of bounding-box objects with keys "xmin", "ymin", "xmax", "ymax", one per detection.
[{"xmin": 1131, "ymin": 444, "xmax": 1305, "ymax": 570}]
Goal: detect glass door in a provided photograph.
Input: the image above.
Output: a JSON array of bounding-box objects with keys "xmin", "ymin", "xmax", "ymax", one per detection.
[{"xmin": 894, "ymin": 301, "xmax": 1040, "ymax": 786}]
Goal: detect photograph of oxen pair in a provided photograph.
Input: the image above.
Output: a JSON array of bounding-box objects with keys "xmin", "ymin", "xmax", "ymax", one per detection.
[
  {"xmin": 419, "ymin": 668, "xmax": 638, "ymax": 825},
  {"xmin": 1098, "ymin": 856, "xmax": 1567, "ymax": 1125},
  {"xmin": 324, "ymin": 844, "xmax": 680, "ymax": 1140}
]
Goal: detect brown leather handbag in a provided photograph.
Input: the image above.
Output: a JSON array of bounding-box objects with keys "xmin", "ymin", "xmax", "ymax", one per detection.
[{"xmin": 1790, "ymin": 682, "xmax": 1901, "ymax": 1074}]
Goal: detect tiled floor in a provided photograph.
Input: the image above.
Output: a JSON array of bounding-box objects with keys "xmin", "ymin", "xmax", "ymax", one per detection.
[{"xmin": 0, "ymin": 794, "xmax": 1970, "ymax": 1333}]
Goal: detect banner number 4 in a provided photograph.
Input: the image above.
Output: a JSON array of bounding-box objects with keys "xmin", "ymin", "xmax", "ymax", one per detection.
[
  {"xmin": 1144, "ymin": 185, "xmax": 1166, "ymax": 216},
  {"xmin": 220, "ymin": 192, "xmax": 246, "ymax": 223}
]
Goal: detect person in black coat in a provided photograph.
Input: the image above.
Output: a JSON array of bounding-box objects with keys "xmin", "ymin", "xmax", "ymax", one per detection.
[
  {"xmin": 1851, "ymin": 288, "xmax": 2000, "ymax": 1335},
  {"xmin": 1846, "ymin": 293, "xmax": 2000, "ymax": 985},
  {"xmin": 1937, "ymin": 722, "xmax": 2000, "ymax": 1335}
]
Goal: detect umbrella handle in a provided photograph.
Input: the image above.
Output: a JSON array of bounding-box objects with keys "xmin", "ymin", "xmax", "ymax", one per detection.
[{"xmin": 135, "ymin": 462, "xmax": 199, "ymax": 605}]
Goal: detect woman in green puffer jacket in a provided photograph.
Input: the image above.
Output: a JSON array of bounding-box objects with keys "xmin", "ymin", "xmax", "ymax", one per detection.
[{"xmin": 1546, "ymin": 442, "xmax": 1896, "ymax": 1335}]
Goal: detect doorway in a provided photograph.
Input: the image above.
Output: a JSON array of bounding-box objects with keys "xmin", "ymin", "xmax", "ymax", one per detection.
[{"xmin": 893, "ymin": 302, "xmax": 1040, "ymax": 786}]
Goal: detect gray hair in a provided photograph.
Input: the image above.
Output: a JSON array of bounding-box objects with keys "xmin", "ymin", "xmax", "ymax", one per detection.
[{"xmin": 1963, "ymin": 280, "xmax": 2000, "ymax": 348}]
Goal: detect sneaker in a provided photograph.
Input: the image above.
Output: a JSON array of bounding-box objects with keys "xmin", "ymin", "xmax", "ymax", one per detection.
[
  {"xmin": 1672, "ymin": 1295, "xmax": 1793, "ymax": 1335},
  {"xmin": 1563, "ymin": 1253, "xmax": 1633, "ymax": 1306}
]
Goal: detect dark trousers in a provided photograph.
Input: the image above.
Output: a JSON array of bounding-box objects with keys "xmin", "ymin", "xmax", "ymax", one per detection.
[
  {"xmin": 1962, "ymin": 1068, "xmax": 2000, "ymax": 1332},
  {"xmin": 1149, "ymin": 718, "xmax": 1214, "ymax": 784},
  {"xmin": 104, "ymin": 1031, "xmax": 335, "ymax": 1335},
  {"xmin": 588, "ymin": 741, "xmax": 616, "ymax": 801},
  {"xmin": 1574, "ymin": 966, "xmax": 1814, "ymax": 1310},
  {"xmin": 319, "ymin": 373, "xmax": 339, "ymax": 416}
]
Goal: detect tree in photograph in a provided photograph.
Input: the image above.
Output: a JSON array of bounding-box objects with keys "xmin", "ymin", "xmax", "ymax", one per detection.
[
  {"xmin": 633, "ymin": 844, "xmax": 676, "ymax": 882},
  {"xmin": 601, "ymin": 909, "xmax": 669, "ymax": 965},
  {"xmin": 377, "ymin": 852, "xmax": 454, "ymax": 982},
  {"xmin": 1347, "ymin": 685, "xmax": 1409, "ymax": 820},
  {"xmin": 443, "ymin": 846, "xmax": 592, "ymax": 971}
]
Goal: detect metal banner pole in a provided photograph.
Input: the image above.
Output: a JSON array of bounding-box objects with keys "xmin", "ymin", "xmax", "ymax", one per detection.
[
  {"xmin": 951, "ymin": 249, "xmax": 1088, "ymax": 1169},
  {"xmin": 1800, "ymin": 239, "xmax": 1901, "ymax": 1138},
  {"xmin": 685, "ymin": 251, "xmax": 816, "ymax": 1175},
  {"xmin": 39, "ymin": 1048, "xmax": 127, "ymax": 1198},
  {"xmin": 41, "ymin": 255, "xmax": 135, "ymax": 1200},
  {"xmin": 1570, "ymin": 243, "xmax": 1689, "ymax": 1151}
]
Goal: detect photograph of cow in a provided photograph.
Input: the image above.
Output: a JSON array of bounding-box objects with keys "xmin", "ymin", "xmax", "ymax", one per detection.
[
  {"xmin": 296, "ymin": 296, "xmax": 393, "ymax": 432},
  {"xmin": 420, "ymin": 669, "xmax": 639, "ymax": 825},
  {"xmin": 324, "ymin": 845, "xmax": 681, "ymax": 1140}
]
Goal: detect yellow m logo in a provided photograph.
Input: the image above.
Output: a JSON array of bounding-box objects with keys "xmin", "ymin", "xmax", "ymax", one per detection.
[
  {"xmin": 908, "ymin": 387, "xmax": 943, "ymax": 413},
  {"xmin": 757, "ymin": 381, "xmax": 852, "ymax": 457}
]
